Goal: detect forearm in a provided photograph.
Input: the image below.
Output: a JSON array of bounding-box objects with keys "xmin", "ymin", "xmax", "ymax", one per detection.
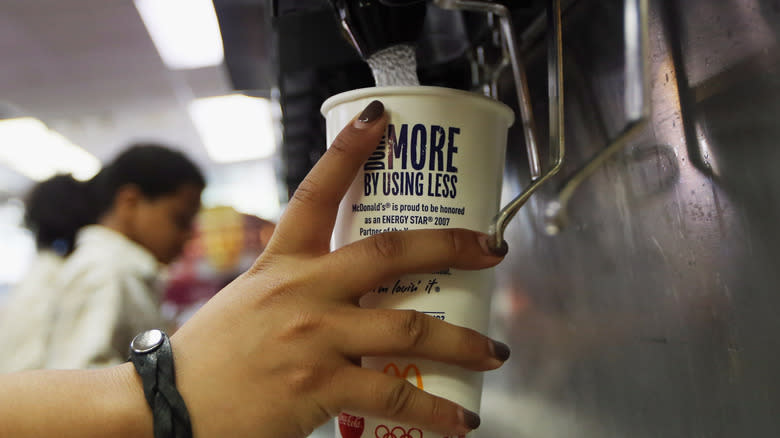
[{"xmin": 0, "ymin": 363, "xmax": 152, "ymax": 438}]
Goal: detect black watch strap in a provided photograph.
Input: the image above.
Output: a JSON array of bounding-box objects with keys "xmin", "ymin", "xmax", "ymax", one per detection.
[{"xmin": 129, "ymin": 330, "xmax": 193, "ymax": 438}]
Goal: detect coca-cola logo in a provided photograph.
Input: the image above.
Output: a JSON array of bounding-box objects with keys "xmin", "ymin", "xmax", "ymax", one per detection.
[
  {"xmin": 375, "ymin": 425, "xmax": 424, "ymax": 438},
  {"xmin": 338, "ymin": 413, "xmax": 365, "ymax": 438}
]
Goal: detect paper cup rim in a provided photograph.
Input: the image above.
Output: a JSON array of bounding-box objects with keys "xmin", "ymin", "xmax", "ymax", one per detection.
[{"xmin": 320, "ymin": 86, "xmax": 515, "ymax": 126}]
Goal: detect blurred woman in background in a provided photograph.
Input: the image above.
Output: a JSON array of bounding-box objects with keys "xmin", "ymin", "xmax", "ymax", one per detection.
[
  {"xmin": 43, "ymin": 143, "xmax": 205, "ymax": 369},
  {"xmin": 0, "ymin": 174, "xmax": 95, "ymax": 373}
]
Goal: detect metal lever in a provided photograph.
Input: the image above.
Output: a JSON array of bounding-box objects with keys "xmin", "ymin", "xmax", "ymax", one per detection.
[
  {"xmin": 544, "ymin": 0, "xmax": 650, "ymax": 235},
  {"xmin": 434, "ymin": 0, "xmax": 565, "ymax": 252},
  {"xmin": 433, "ymin": 0, "xmax": 541, "ymax": 180}
]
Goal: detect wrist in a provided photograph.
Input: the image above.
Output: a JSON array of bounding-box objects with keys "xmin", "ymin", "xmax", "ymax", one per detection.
[
  {"xmin": 128, "ymin": 329, "xmax": 193, "ymax": 438},
  {"xmin": 108, "ymin": 363, "xmax": 155, "ymax": 438}
]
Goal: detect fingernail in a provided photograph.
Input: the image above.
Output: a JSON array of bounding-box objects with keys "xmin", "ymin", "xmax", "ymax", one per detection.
[
  {"xmin": 489, "ymin": 339, "xmax": 511, "ymax": 361},
  {"xmin": 460, "ymin": 408, "xmax": 481, "ymax": 430},
  {"xmin": 355, "ymin": 100, "xmax": 384, "ymax": 128},
  {"xmin": 477, "ymin": 234, "xmax": 508, "ymax": 257}
]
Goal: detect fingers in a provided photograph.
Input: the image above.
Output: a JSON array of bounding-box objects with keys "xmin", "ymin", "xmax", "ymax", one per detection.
[
  {"xmin": 329, "ymin": 309, "xmax": 509, "ymax": 370},
  {"xmin": 320, "ymin": 228, "xmax": 505, "ymax": 296},
  {"xmin": 329, "ymin": 367, "xmax": 480, "ymax": 437},
  {"xmin": 270, "ymin": 100, "xmax": 388, "ymax": 255}
]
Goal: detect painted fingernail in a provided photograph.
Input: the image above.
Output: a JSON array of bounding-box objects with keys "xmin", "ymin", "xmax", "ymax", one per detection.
[
  {"xmin": 460, "ymin": 408, "xmax": 481, "ymax": 430},
  {"xmin": 490, "ymin": 339, "xmax": 511, "ymax": 361},
  {"xmin": 477, "ymin": 234, "xmax": 509, "ymax": 257},
  {"xmin": 355, "ymin": 100, "xmax": 384, "ymax": 128}
]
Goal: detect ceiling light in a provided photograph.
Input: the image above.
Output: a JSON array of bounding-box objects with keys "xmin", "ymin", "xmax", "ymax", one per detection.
[
  {"xmin": 202, "ymin": 160, "xmax": 281, "ymax": 220},
  {"xmin": 188, "ymin": 95, "xmax": 277, "ymax": 163},
  {"xmin": 134, "ymin": 0, "xmax": 224, "ymax": 70},
  {"xmin": 0, "ymin": 118, "xmax": 101, "ymax": 182}
]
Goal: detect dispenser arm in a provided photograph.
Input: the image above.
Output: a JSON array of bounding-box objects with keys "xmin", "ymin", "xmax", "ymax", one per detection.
[
  {"xmin": 488, "ymin": 0, "xmax": 565, "ymax": 251},
  {"xmin": 433, "ymin": 0, "xmax": 542, "ymax": 180},
  {"xmin": 433, "ymin": 0, "xmax": 565, "ymax": 252}
]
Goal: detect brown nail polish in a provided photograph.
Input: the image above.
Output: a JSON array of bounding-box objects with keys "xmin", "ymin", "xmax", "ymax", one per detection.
[
  {"xmin": 357, "ymin": 100, "xmax": 384, "ymax": 124},
  {"xmin": 492, "ymin": 240, "xmax": 509, "ymax": 257},
  {"xmin": 490, "ymin": 340, "xmax": 511, "ymax": 361},
  {"xmin": 478, "ymin": 234, "xmax": 509, "ymax": 257},
  {"xmin": 462, "ymin": 408, "xmax": 481, "ymax": 430}
]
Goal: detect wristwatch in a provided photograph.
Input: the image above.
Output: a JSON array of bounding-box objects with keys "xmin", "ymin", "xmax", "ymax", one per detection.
[{"xmin": 129, "ymin": 329, "xmax": 193, "ymax": 438}]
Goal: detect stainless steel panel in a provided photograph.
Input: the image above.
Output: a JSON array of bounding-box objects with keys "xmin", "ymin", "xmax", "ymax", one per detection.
[{"xmin": 485, "ymin": 0, "xmax": 780, "ymax": 436}]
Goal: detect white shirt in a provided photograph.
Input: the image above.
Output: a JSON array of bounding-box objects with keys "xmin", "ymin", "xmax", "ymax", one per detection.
[
  {"xmin": 45, "ymin": 225, "xmax": 167, "ymax": 369},
  {"xmin": 0, "ymin": 250, "xmax": 64, "ymax": 373}
]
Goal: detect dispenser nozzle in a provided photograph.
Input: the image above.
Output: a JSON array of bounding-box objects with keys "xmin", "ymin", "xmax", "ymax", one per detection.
[{"xmin": 330, "ymin": 0, "xmax": 427, "ymax": 59}]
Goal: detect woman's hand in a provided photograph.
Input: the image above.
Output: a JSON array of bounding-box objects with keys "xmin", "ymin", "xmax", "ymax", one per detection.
[{"xmin": 167, "ymin": 101, "xmax": 508, "ymax": 438}]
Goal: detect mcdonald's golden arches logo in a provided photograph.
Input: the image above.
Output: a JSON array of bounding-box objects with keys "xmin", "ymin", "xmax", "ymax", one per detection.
[{"xmin": 383, "ymin": 363, "xmax": 423, "ymax": 390}]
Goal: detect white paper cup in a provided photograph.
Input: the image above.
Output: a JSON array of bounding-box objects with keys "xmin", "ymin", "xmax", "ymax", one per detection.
[{"xmin": 322, "ymin": 86, "xmax": 514, "ymax": 438}]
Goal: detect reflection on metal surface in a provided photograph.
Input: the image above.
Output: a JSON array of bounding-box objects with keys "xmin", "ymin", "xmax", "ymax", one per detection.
[
  {"xmin": 625, "ymin": 144, "xmax": 680, "ymax": 201},
  {"xmin": 545, "ymin": 0, "xmax": 650, "ymax": 235},
  {"xmin": 694, "ymin": 121, "xmax": 721, "ymax": 176},
  {"xmin": 544, "ymin": 119, "xmax": 647, "ymax": 234}
]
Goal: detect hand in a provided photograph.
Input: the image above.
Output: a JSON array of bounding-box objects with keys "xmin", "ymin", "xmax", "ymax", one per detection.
[{"xmin": 167, "ymin": 100, "xmax": 509, "ymax": 437}]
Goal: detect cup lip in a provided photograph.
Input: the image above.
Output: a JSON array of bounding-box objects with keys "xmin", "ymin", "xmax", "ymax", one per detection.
[{"xmin": 320, "ymin": 86, "xmax": 515, "ymax": 126}]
